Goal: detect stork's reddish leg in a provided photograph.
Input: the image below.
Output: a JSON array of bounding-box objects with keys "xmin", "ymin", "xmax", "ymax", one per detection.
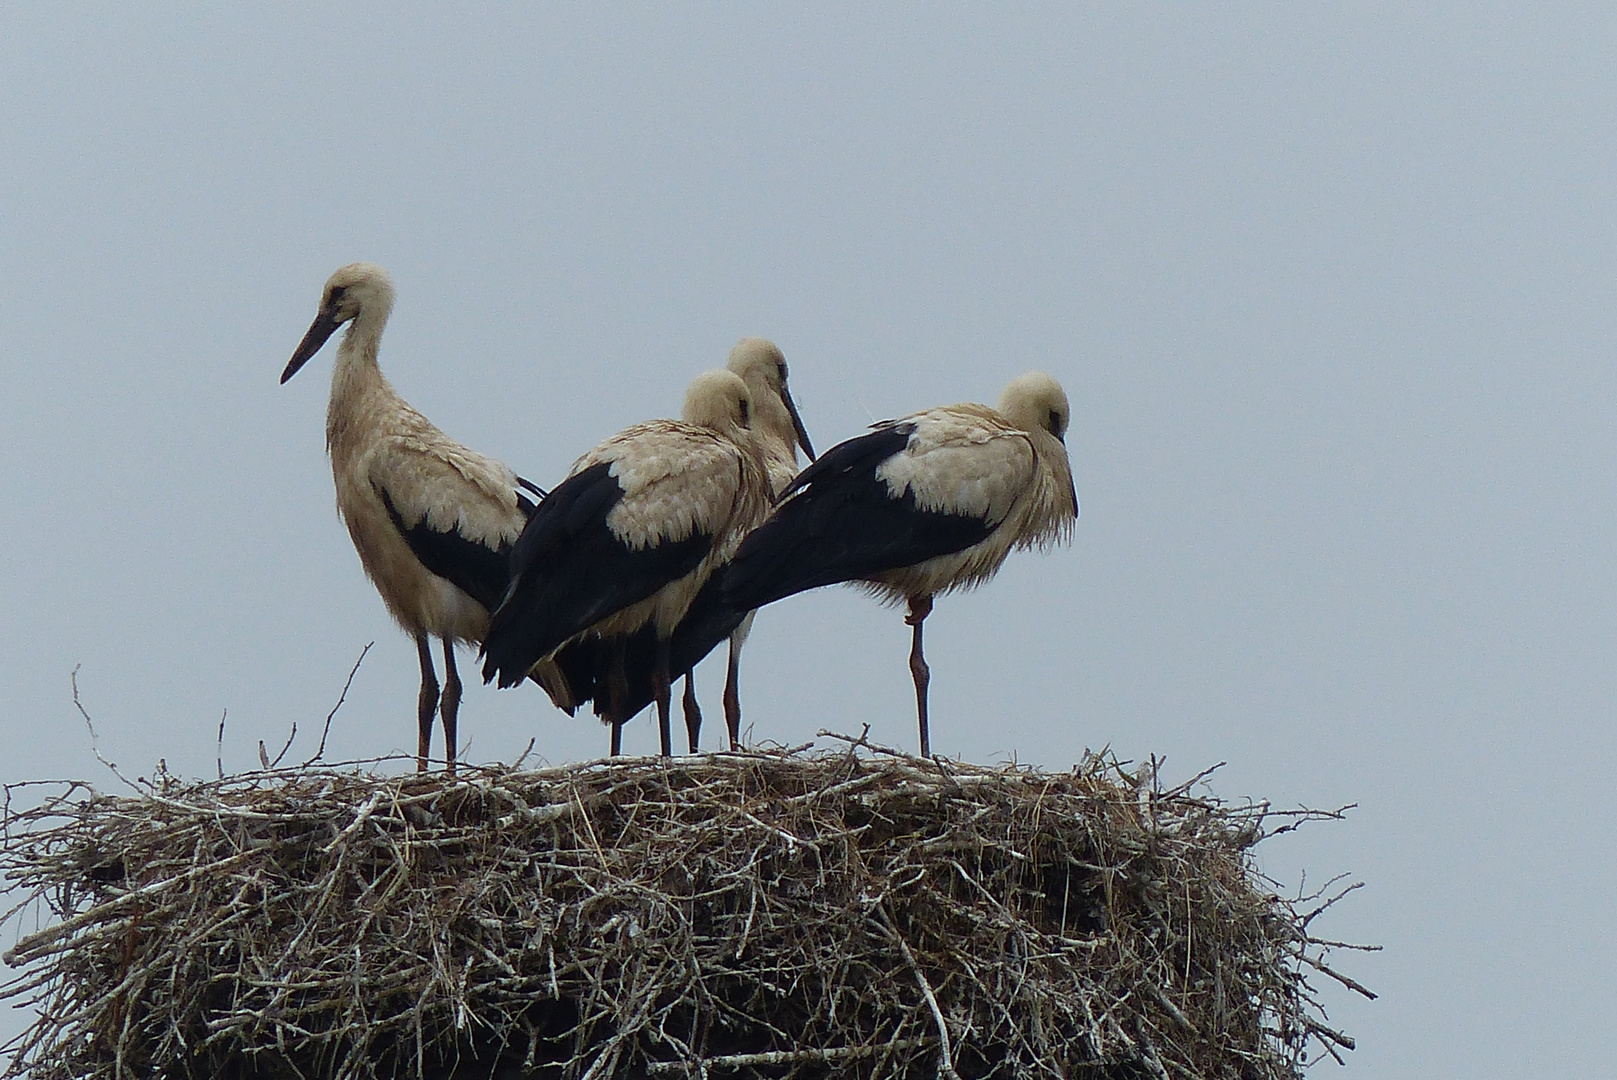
[
  {"xmin": 607, "ymin": 637, "xmax": 628, "ymax": 757},
  {"xmin": 906, "ymin": 595, "xmax": 934, "ymax": 757},
  {"xmin": 415, "ymin": 633, "xmax": 439, "ymax": 772},
  {"xmin": 683, "ymin": 674, "xmax": 703, "ymax": 753},
  {"xmin": 723, "ymin": 639, "xmax": 743, "ymax": 750},
  {"xmin": 439, "ymin": 639, "xmax": 461, "ymax": 777},
  {"xmin": 653, "ymin": 638, "xmax": 674, "ymax": 757}
]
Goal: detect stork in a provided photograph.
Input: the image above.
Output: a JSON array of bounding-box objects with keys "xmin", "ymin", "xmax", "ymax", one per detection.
[
  {"xmin": 480, "ymin": 369, "xmax": 771, "ymax": 756},
  {"xmin": 544, "ymin": 338, "xmax": 815, "ymax": 751},
  {"xmin": 280, "ymin": 263, "xmax": 544, "ymax": 774},
  {"xmin": 722, "ymin": 372, "xmax": 1078, "ymax": 757}
]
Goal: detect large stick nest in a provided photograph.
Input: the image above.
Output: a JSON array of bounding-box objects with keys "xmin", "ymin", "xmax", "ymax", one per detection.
[{"xmin": 0, "ymin": 734, "xmax": 1368, "ymax": 1079}]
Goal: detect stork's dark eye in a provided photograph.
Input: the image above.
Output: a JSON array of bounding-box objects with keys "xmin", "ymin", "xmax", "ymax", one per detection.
[{"xmin": 327, "ymin": 285, "xmax": 348, "ymax": 308}]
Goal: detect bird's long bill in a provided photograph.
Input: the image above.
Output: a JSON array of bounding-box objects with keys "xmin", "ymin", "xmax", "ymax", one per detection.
[
  {"xmin": 782, "ymin": 386, "xmax": 816, "ymax": 460},
  {"xmin": 280, "ymin": 309, "xmax": 343, "ymax": 383}
]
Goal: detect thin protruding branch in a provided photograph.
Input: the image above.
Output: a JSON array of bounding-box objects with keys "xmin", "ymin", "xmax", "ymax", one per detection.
[
  {"xmin": 302, "ymin": 641, "xmax": 372, "ymax": 768},
  {"xmin": 69, "ymin": 667, "xmax": 138, "ymax": 793}
]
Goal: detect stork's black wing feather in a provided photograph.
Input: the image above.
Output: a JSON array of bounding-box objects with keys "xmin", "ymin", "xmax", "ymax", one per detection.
[
  {"xmin": 513, "ymin": 475, "xmax": 548, "ymax": 516},
  {"xmin": 667, "ymin": 574, "xmax": 752, "ymax": 675},
  {"xmin": 482, "ymin": 462, "xmax": 712, "ymax": 688},
  {"xmin": 545, "ymin": 633, "xmax": 609, "ymax": 712},
  {"xmin": 551, "ymin": 572, "xmax": 750, "ymax": 719},
  {"xmin": 722, "ymin": 423, "xmax": 994, "ymax": 611},
  {"xmin": 378, "ymin": 487, "xmax": 513, "ymax": 612}
]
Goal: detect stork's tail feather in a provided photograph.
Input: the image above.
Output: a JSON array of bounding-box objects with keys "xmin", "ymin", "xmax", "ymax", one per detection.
[
  {"xmin": 481, "ymin": 590, "xmax": 550, "ymax": 688},
  {"xmin": 525, "ymin": 658, "xmax": 579, "ymax": 715},
  {"xmin": 479, "ymin": 638, "xmax": 530, "ymax": 690}
]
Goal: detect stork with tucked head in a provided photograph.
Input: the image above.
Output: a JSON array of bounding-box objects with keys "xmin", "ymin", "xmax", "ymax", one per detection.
[
  {"xmin": 678, "ymin": 337, "xmax": 816, "ymax": 748},
  {"xmin": 280, "ymin": 263, "xmax": 544, "ymax": 774},
  {"xmin": 722, "ymin": 372, "xmax": 1078, "ymax": 757},
  {"xmin": 481, "ymin": 369, "xmax": 771, "ymax": 756},
  {"xmin": 543, "ymin": 337, "xmax": 816, "ymax": 752}
]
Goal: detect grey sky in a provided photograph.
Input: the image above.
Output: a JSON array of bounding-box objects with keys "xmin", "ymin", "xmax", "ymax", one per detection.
[{"xmin": 3, "ymin": 5, "xmax": 1613, "ymax": 1074}]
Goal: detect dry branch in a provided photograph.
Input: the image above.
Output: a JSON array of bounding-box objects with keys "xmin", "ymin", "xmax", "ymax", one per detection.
[{"xmin": 0, "ymin": 739, "xmax": 1367, "ymax": 1079}]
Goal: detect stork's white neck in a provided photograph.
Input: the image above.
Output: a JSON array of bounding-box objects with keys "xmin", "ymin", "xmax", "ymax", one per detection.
[
  {"xmin": 733, "ymin": 373, "xmax": 795, "ymax": 469},
  {"xmin": 325, "ymin": 303, "xmax": 398, "ymax": 459}
]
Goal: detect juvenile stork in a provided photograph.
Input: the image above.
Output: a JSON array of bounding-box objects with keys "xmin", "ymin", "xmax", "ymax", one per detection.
[
  {"xmin": 480, "ymin": 370, "xmax": 771, "ymax": 756},
  {"xmin": 545, "ymin": 338, "xmax": 816, "ymax": 751},
  {"xmin": 678, "ymin": 338, "xmax": 816, "ymax": 748},
  {"xmin": 280, "ymin": 263, "xmax": 543, "ymax": 774},
  {"xmin": 722, "ymin": 372, "xmax": 1078, "ymax": 757}
]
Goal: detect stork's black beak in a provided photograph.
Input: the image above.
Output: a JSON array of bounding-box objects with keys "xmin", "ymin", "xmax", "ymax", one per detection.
[
  {"xmin": 280, "ymin": 308, "xmax": 343, "ymax": 384},
  {"xmin": 781, "ymin": 384, "xmax": 816, "ymax": 461}
]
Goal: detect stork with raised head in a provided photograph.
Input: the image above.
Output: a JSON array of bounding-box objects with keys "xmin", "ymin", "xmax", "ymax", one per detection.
[
  {"xmin": 280, "ymin": 263, "xmax": 544, "ymax": 774},
  {"xmin": 544, "ymin": 337, "xmax": 816, "ymax": 751},
  {"xmin": 480, "ymin": 369, "xmax": 771, "ymax": 756},
  {"xmin": 722, "ymin": 372, "xmax": 1078, "ymax": 757}
]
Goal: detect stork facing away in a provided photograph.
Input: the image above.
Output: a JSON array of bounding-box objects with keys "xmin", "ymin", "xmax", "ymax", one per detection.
[
  {"xmin": 280, "ymin": 263, "xmax": 543, "ymax": 774},
  {"xmin": 722, "ymin": 372, "xmax": 1078, "ymax": 756},
  {"xmin": 544, "ymin": 338, "xmax": 815, "ymax": 751},
  {"xmin": 481, "ymin": 370, "xmax": 771, "ymax": 756}
]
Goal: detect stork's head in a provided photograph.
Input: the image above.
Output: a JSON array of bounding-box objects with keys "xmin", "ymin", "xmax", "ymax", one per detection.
[
  {"xmin": 726, "ymin": 337, "xmax": 816, "ymax": 460},
  {"xmin": 280, "ymin": 263, "xmax": 396, "ymax": 383},
  {"xmin": 998, "ymin": 371, "xmax": 1071, "ymax": 443},
  {"xmin": 683, "ymin": 369, "xmax": 754, "ymax": 435}
]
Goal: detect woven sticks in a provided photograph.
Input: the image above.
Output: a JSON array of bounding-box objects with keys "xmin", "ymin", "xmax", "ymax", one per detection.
[{"xmin": 0, "ymin": 738, "xmax": 1368, "ymax": 1079}]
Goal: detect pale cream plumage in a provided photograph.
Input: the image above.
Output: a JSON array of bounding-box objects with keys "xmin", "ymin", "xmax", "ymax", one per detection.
[
  {"xmin": 574, "ymin": 398, "xmax": 770, "ymax": 642},
  {"xmin": 865, "ymin": 378, "xmax": 1077, "ymax": 604},
  {"xmin": 723, "ymin": 371, "xmax": 1078, "ymax": 756},
  {"xmin": 726, "ymin": 337, "xmax": 815, "ymax": 497},
  {"xmin": 671, "ymin": 337, "xmax": 817, "ymax": 749},
  {"xmin": 531, "ymin": 339, "xmax": 817, "ymax": 754},
  {"xmin": 282, "ymin": 262, "xmax": 536, "ymax": 774},
  {"xmin": 482, "ymin": 369, "xmax": 771, "ymax": 756}
]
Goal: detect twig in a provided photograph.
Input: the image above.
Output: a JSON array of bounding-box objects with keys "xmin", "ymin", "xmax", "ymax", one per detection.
[
  {"xmin": 301, "ymin": 642, "xmax": 372, "ymax": 768},
  {"xmin": 876, "ymin": 907, "xmax": 960, "ymax": 1080},
  {"xmin": 1298, "ymin": 953, "xmax": 1378, "ymax": 1000},
  {"xmin": 69, "ymin": 667, "xmax": 138, "ymax": 793},
  {"xmin": 643, "ymin": 1040, "xmax": 931, "ymax": 1072},
  {"xmin": 819, "ymin": 728, "xmax": 913, "ymax": 760},
  {"xmin": 268, "ymin": 723, "xmax": 297, "ymax": 769}
]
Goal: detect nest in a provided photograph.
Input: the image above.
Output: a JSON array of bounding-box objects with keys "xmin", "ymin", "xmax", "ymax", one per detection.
[{"xmin": 0, "ymin": 734, "xmax": 1369, "ymax": 1079}]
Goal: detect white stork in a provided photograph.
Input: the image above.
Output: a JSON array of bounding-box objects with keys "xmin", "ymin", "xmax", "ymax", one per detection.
[
  {"xmin": 280, "ymin": 263, "xmax": 544, "ymax": 774},
  {"xmin": 686, "ymin": 337, "xmax": 816, "ymax": 747},
  {"xmin": 480, "ymin": 369, "xmax": 771, "ymax": 756},
  {"xmin": 722, "ymin": 372, "xmax": 1078, "ymax": 757},
  {"xmin": 544, "ymin": 338, "xmax": 816, "ymax": 752}
]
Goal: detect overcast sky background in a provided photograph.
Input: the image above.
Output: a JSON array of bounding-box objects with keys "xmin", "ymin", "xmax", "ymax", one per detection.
[{"xmin": 3, "ymin": 5, "xmax": 1614, "ymax": 1075}]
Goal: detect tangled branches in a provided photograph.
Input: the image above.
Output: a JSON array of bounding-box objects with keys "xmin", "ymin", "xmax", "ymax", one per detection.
[{"xmin": 0, "ymin": 735, "xmax": 1370, "ymax": 1078}]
